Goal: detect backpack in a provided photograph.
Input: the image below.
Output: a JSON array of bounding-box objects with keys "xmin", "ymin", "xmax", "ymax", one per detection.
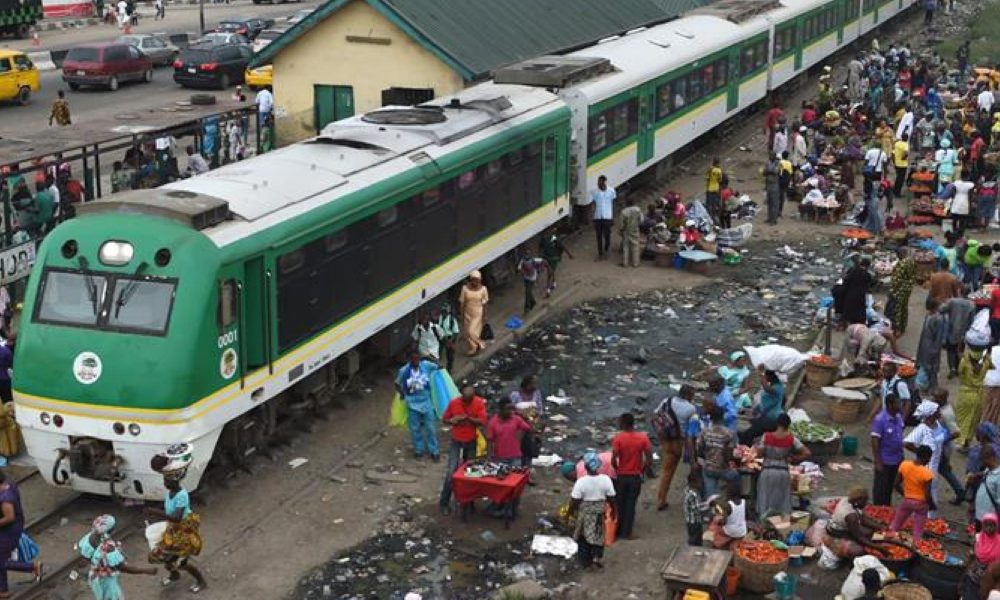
[{"xmin": 651, "ymin": 397, "xmax": 682, "ymax": 441}]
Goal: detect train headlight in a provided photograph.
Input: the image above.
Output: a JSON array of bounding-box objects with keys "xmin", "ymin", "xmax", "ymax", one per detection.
[
  {"xmin": 128, "ymin": 423, "xmax": 141, "ymax": 436},
  {"xmin": 40, "ymin": 412, "xmax": 51, "ymax": 425},
  {"xmin": 112, "ymin": 422, "xmax": 125, "ymax": 435},
  {"xmin": 99, "ymin": 241, "xmax": 134, "ymax": 266},
  {"xmin": 52, "ymin": 415, "xmax": 64, "ymax": 428}
]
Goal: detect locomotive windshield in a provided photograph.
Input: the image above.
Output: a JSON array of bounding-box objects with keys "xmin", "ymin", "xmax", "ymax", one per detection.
[{"xmin": 34, "ymin": 268, "xmax": 176, "ymax": 335}]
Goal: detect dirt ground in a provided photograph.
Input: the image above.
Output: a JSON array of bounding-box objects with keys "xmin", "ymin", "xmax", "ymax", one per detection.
[{"xmin": 11, "ymin": 4, "xmax": 993, "ymax": 600}]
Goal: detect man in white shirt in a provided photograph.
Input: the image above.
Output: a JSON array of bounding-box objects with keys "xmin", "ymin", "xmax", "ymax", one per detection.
[
  {"xmin": 864, "ymin": 144, "xmax": 888, "ymax": 180},
  {"xmin": 772, "ymin": 126, "xmax": 788, "ymax": 158},
  {"xmin": 591, "ymin": 175, "xmax": 616, "ymax": 260},
  {"xmin": 411, "ymin": 313, "xmax": 445, "ymax": 361},
  {"xmin": 978, "ymin": 86, "xmax": 995, "ymax": 113},
  {"xmin": 184, "ymin": 145, "xmax": 209, "ymax": 176},
  {"xmin": 895, "ymin": 105, "xmax": 914, "ymax": 140},
  {"xmin": 255, "ymin": 86, "xmax": 273, "ymax": 120}
]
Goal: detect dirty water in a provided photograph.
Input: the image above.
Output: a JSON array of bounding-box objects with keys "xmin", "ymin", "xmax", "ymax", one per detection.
[{"xmin": 292, "ymin": 239, "xmax": 847, "ymax": 599}]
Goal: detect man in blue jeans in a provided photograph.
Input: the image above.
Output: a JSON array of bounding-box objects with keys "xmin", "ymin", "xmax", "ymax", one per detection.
[
  {"xmin": 438, "ymin": 385, "xmax": 486, "ymax": 515},
  {"xmin": 395, "ymin": 351, "xmax": 440, "ymax": 461}
]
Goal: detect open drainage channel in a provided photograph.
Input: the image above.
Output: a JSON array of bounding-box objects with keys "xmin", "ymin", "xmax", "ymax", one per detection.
[{"xmin": 293, "ymin": 239, "xmax": 845, "ymax": 599}]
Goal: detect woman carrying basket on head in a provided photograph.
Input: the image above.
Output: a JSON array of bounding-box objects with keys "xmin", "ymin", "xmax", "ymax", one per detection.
[{"xmin": 147, "ymin": 447, "xmax": 208, "ymax": 594}]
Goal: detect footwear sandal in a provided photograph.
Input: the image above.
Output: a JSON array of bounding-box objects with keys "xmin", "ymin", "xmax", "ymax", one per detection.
[
  {"xmin": 189, "ymin": 584, "xmax": 202, "ymax": 594},
  {"xmin": 162, "ymin": 577, "xmax": 177, "ymax": 587}
]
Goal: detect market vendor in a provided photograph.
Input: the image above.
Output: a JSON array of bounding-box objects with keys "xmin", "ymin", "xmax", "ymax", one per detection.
[
  {"xmin": 708, "ymin": 483, "xmax": 746, "ymax": 550},
  {"xmin": 755, "ymin": 413, "xmax": 810, "ymax": 516},
  {"xmin": 738, "ymin": 369, "xmax": 784, "ymax": 445},
  {"xmin": 559, "ymin": 451, "xmax": 616, "ymax": 482},
  {"xmin": 823, "ymin": 488, "xmax": 882, "ymax": 560},
  {"xmin": 678, "ymin": 220, "xmax": 702, "ymax": 251},
  {"xmin": 840, "ymin": 322, "xmax": 909, "ymax": 377},
  {"xmin": 698, "ymin": 351, "xmax": 752, "ymax": 409}
]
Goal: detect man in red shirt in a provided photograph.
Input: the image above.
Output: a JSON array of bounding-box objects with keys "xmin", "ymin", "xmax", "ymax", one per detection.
[
  {"xmin": 763, "ymin": 100, "xmax": 784, "ymax": 150},
  {"xmin": 970, "ymin": 132, "xmax": 986, "ymax": 179},
  {"xmin": 611, "ymin": 412, "xmax": 653, "ymax": 540},
  {"xmin": 486, "ymin": 399, "xmax": 533, "ymax": 465},
  {"xmin": 438, "ymin": 384, "xmax": 487, "ymax": 515}
]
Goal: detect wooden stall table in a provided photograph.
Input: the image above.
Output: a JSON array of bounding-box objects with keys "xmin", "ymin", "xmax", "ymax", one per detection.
[
  {"xmin": 451, "ymin": 462, "xmax": 529, "ymax": 529},
  {"xmin": 661, "ymin": 545, "xmax": 731, "ymax": 599}
]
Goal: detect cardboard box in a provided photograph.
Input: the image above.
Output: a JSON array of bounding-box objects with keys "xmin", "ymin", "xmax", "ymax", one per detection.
[{"xmin": 801, "ymin": 547, "xmax": 817, "ymax": 558}]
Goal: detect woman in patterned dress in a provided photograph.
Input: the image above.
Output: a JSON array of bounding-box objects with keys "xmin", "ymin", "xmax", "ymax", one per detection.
[{"xmin": 147, "ymin": 456, "xmax": 207, "ymax": 593}]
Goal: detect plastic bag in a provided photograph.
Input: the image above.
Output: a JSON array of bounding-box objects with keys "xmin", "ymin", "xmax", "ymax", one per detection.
[
  {"xmin": 389, "ymin": 393, "xmax": 408, "ymax": 428},
  {"xmin": 604, "ymin": 505, "xmax": 617, "ymax": 547},
  {"xmin": 744, "ymin": 345, "xmax": 811, "ymax": 374},
  {"xmin": 475, "ymin": 430, "xmax": 487, "ymax": 458},
  {"xmin": 805, "ymin": 518, "xmax": 829, "ymax": 548},
  {"xmin": 145, "ymin": 521, "xmax": 167, "ymax": 551},
  {"xmin": 840, "ymin": 555, "xmax": 890, "ymax": 599},
  {"xmin": 818, "ymin": 545, "xmax": 840, "ymax": 570},
  {"xmin": 13, "ymin": 532, "xmax": 38, "ymax": 562}
]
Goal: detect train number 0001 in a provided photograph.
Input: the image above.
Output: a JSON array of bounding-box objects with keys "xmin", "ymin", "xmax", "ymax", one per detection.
[{"xmin": 217, "ymin": 331, "xmax": 238, "ymax": 348}]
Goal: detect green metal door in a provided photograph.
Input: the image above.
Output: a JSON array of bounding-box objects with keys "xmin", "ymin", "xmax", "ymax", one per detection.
[
  {"xmin": 837, "ymin": 0, "xmax": 845, "ymax": 44},
  {"xmin": 726, "ymin": 53, "xmax": 739, "ymax": 111},
  {"xmin": 542, "ymin": 134, "xmax": 557, "ymax": 202},
  {"xmin": 793, "ymin": 20, "xmax": 804, "ymax": 70},
  {"xmin": 243, "ymin": 256, "xmax": 267, "ymax": 370},
  {"xmin": 636, "ymin": 90, "xmax": 655, "ymax": 166},
  {"xmin": 313, "ymin": 84, "xmax": 355, "ymax": 133}
]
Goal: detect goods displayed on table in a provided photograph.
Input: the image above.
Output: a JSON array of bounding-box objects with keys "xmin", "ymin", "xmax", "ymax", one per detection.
[
  {"xmin": 865, "ymin": 544, "xmax": 913, "ymax": 561},
  {"xmin": 461, "ymin": 460, "xmax": 530, "ymax": 479},
  {"xmin": 734, "ymin": 540, "xmax": 788, "ymax": 565},
  {"xmin": 864, "ymin": 507, "xmax": 950, "ymax": 536},
  {"xmin": 789, "ymin": 421, "xmax": 840, "ymax": 443}
]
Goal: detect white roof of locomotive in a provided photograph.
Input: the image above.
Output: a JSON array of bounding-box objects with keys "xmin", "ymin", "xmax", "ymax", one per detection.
[{"xmin": 159, "ymin": 83, "xmax": 561, "ymax": 245}]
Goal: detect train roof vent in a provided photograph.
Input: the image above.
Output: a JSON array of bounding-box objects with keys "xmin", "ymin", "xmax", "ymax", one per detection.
[
  {"xmin": 494, "ymin": 55, "xmax": 613, "ymax": 88},
  {"xmin": 361, "ymin": 107, "xmax": 447, "ymax": 126},
  {"xmin": 78, "ymin": 191, "xmax": 232, "ymax": 231},
  {"xmin": 688, "ymin": 0, "xmax": 781, "ymax": 23}
]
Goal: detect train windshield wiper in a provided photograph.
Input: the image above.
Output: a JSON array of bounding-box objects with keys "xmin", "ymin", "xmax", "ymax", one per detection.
[
  {"xmin": 113, "ymin": 262, "xmax": 148, "ymax": 319},
  {"xmin": 77, "ymin": 256, "xmax": 100, "ymax": 316}
]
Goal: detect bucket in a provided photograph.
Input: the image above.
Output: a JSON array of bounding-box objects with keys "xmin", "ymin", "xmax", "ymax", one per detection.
[
  {"xmin": 774, "ymin": 574, "xmax": 798, "ymax": 600},
  {"xmin": 842, "ymin": 436, "xmax": 859, "ymax": 456},
  {"xmin": 673, "ymin": 254, "xmax": 686, "ymax": 269},
  {"xmin": 726, "ymin": 567, "xmax": 741, "ymax": 596}
]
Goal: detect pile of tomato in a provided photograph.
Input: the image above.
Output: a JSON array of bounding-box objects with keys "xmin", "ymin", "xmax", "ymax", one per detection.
[
  {"xmin": 735, "ymin": 541, "xmax": 788, "ymax": 565},
  {"xmin": 915, "ymin": 539, "xmax": 946, "ymax": 562},
  {"xmin": 809, "ymin": 355, "xmax": 838, "ymax": 367},
  {"xmin": 865, "ymin": 544, "xmax": 913, "ymax": 561},
  {"xmin": 863, "ymin": 505, "xmax": 895, "ymax": 526}
]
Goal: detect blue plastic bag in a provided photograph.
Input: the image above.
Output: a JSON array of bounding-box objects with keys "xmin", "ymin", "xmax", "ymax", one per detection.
[{"xmin": 15, "ymin": 533, "xmax": 38, "ymax": 562}]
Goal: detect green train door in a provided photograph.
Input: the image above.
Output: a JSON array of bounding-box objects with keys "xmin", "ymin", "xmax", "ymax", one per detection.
[
  {"xmin": 726, "ymin": 52, "xmax": 739, "ymax": 111},
  {"xmin": 837, "ymin": 0, "xmax": 845, "ymax": 44},
  {"xmin": 314, "ymin": 84, "xmax": 354, "ymax": 133},
  {"xmin": 636, "ymin": 89, "xmax": 655, "ymax": 166},
  {"xmin": 542, "ymin": 133, "xmax": 557, "ymax": 202},
  {"xmin": 242, "ymin": 256, "xmax": 269, "ymax": 371},
  {"xmin": 793, "ymin": 19, "xmax": 804, "ymax": 71}
]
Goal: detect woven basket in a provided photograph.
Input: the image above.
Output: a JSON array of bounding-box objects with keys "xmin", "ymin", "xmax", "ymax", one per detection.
[
  {"xmin": 881, "ymin": 582, "xmax": 932, "ymax": 600},
  {"xmin": 830, "ymin": 399, "xmax": 861, "ymax": 424},
  {"xmin": 732, "ymin": 543, "xmax": 788, "ymax": 593},
  {"xmin": 804, "ymin": 360, "xmax": 838, "ymax": 387}
]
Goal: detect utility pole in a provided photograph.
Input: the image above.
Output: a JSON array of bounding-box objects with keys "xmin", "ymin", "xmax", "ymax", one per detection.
[{"xmin": 198, "ymin": 0, "xmax": 205, "ymax": 35}]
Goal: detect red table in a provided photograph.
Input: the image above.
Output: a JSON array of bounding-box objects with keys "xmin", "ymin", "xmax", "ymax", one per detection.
[{"xmin": 451, "ymin": 464, "xmax": 529, "ymax": 528}]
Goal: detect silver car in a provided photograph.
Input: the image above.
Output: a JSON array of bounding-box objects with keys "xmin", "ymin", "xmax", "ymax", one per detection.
[
  {"xmin": 286, "ymin": 8, "xmax": 312, "ymax": 25},
  {"xmin": 116, "ymin": 34, "xmax": 179, "ymax": 67},
  {"xmin": 252, "ymin": 29, "xmax": 285, "ymax": 53},
  {"xmin": 195, "ymin": 32, "xmax": 252, "ymax": 47}
]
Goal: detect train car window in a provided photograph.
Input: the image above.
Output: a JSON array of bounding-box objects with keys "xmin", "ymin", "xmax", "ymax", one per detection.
[
  {"xmin": 701, "ymin": 64, "xmax": 714, "ymax": 93},
  {"xmin": 458, "ymin": 169, "xmax": 477, "ymax": 189},
  {"xmin": 714, "ymin": 60, "xmax": 727, "ymax": 89},
  {"xmin": 740, "ymin": 46, "xmax": 754, "ymax": 75},
  {"xmin": 324, "ymin": 230, "xmax": 348, "ymax": 253},
  {"xmin": 673, "ymin": 78, "xmax": 687, "ymax": 110},
  {"xmin": 756, "ymin": 41, "xmax": 767, "ymax": 68},
  {"xmin": 589, "ymin": 113, "xmax": 608, "ymax": 153},
  {"xmin": 526, "ymin": 140, "xmax": 542, "ymax": 157},
  {"xmin": 35, "ymin": 270, "xmax": 108, "ymax": 327},
  {"xmin": 506, "ymin": 148, "xmax": 523, "ymax": 167},
  {"xmin": 422, "ymin": 186, "xmax": 441, "ymax": 207},
  {"xmin": 687, "ymin": 71, "xmax": 703, "ymax": 103},
  {"xmin": 486, "ymin": 159, "xmax": 503, "ymax": 180},
  {"xmin": 656, "ymin": 83, "xmax": 672, "ymax": 118},
  {"xmin": 218, "ymin": 279, "xmax": 237, "ymax": 330},
  {"xmin": 106, "ymin": 277, "xmax": 175, "ymax": 335},
  {"xmin": 278, "ymin": 249, "xmax": 306, "ymax": 274},
  {"xmin": 377, "ymin": 206, "xmax": 398, "ymax": 227}
]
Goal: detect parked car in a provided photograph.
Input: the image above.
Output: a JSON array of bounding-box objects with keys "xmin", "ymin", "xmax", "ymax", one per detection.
[
  {"xmin": 244, "ymin": 64, "xmax": 271, "ymax": 90},
  {"xmin": 215, "ymin": 17, "xmax": 272, "ymax": 40},
  {"xmin": 62, "ymin": 42, "xmax": 153, "ymax": 91},
  {"xmin": 286, "ymin": 8, "xmax": 312, "ymax": 24},
  {"xmin": 117, "ymin": 34, "xmax": 179, "ymax": 66},
  {"xmin": 195, "ymin": 32, "xmax": 251, "ymax": 46},
  {"xmin": 0, "ymin": 50, "xmax": 39, "ymax": 105},
  {"xmin": 252, "ymin": 28, "xmax": 284, "ymax": 54},
  {"xmin": 173, "ymin": 42, "xmax": 251, "ymax": 89}
]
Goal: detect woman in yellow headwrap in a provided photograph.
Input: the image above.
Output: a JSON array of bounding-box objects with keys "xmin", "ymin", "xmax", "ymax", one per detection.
[{"xmin": 458, "ymin": 271, "xmax": 489, "ymax": 355}]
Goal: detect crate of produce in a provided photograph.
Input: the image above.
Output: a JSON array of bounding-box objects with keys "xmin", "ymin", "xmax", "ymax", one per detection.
[
  {"xmin": 881, "ymin": 582, "xmax": 932, "ymax": 600},
  {"xmin": 804, "ymin": 355, "xmax": 838, "ymax": 387}
]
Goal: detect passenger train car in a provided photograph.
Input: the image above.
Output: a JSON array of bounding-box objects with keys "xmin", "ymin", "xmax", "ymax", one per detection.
[{"xmin": 15, "ymin": 0, "xmax": 915, "ymax": 499}]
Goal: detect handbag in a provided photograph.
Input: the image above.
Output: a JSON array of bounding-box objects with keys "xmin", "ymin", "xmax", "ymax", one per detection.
[{"xmin": 481, "ymin": 323, "xmax": 494, "ymax": 341}]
